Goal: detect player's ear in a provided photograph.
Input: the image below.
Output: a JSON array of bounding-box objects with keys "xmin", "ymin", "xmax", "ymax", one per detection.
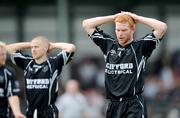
[
  {"xmin": 46, "ymin": 45, "xmax": 49, "ymax": 53},
  {"xmin": 131, "ymin": 25, "xmax": 136, "ymax": 32},
  {"xmin": 47, "ymin": 44, "xmax": 50, "ymax": 53}
]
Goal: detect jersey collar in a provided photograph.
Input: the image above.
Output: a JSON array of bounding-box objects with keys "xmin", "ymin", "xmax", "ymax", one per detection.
[{"xmin": 117, "ymin": 39, "xmax": 134, "ymax": 48}]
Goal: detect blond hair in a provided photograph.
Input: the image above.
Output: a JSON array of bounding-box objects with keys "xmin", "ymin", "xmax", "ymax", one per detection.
[
  {"xmin": 32, "ymin": 36, "xmax": 49, "ymax": 43},
  {"xmin": 114, "ymin": 14, "xmax": 136, "ymax": 28},
  {"xmin": 32, "ymin": 36, "xmax": 49, "ymax": 46}
]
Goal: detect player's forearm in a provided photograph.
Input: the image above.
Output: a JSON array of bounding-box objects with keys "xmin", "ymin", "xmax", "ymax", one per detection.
[
  {"xmin": 82, "ymin": 15, "xmax": 115, "ymax": 35},
  {"xmin": 135, "ymin": 15, "xmax": 167, "ymax": 39},
  {"xmin": 50, "ymin": 42, "xmax": 76, "ymax": 52},
  {"xmin": 8, "ymin": 96, "xmax": 23, "ymax": 117},
  {"xmin": 6, "ymin": 42, "xmax": 31, "ymax": 53}
]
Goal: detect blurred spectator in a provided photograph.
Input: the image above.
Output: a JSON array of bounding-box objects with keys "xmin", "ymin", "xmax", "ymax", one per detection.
[
  {"xmin": 167, "ymin": 81, "xmax": 180, "ymax": 106},
  {"xmin": 78, "ymin": 58, "xmax": 97, "ymax": 88},
  {"xmin": 144, "ymin": 75, "xmax": 160, "ymax": 101},
  {"xmin": 56, "ymin": 80, "xmax": 88, "ymax": 118},
  {"xmin": 167, "ymin": 108, "xmax": 180, "ymax": 118},
  {"xmin": 96, "ymin": 67, "xmax": 105, "ymax": 89},
  {"xmin": 85, "ymin": 88, "xmax": 105, "ymax": 118},
  {"xmin": 160, "ymin": 66, "xmax": 174, "ymax": 90},
  {"xmin": 171, "ymin": 50, "xmax": 180, "ymax": 79},
  {"xmin": 167, "ymin": 50, "xmax": 180, "ymax": 106}
]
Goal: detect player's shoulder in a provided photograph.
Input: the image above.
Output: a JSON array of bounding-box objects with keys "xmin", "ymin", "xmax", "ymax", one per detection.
[
  {"xmin": 4, "ymin": 65, "xmax": 16, "ymax": 76},
  {"xmin": 131, "ymin": 39, "xmax": 142, "ymax": 45},
  {"xmin": 15, "ymin": 51, "xmax": 33, "ymax": 59},
  {"xmin": 49, "ymin": 51, "xmax": 64, "ymax": 59},
  {"xmin": 140, "ymin": 33, "xmax": 156, "ymax": 41},
  {"xmin": 91, "ymin": 27, "xmax": 114, "ymax": 39}
]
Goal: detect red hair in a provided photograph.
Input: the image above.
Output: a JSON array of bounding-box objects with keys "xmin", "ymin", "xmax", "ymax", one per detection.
[{"xmin": 114, "ymin": 14, "xmax": 136, "ymax": 28}]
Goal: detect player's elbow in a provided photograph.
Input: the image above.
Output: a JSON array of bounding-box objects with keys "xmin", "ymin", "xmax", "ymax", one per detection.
[
  {"xmin": 83, "ymin": 20, "xmax": 91, "ymax": 35},
  {"xmin": 155, "ymin": 22, "xmax": 167, "ymax": 39},
  {"xmin": 159, "ymin": 22, "xmax": 167, "ymax": 35},
  {"xmin": 82, "ymin": 19, "xmax": 88, "ymax": 30},
  {"xmin": 82, "ymin": 19, "xmax": 95, "ymax": 35},
  {"xmin": 82, "ymin": 19, "xmax": 92, "ymax": 32},
  {"xmin": 6, "ymin": 45, "xmax": 16, "ymax": 54},
  {"xmin": 68, "ymin": 44, "xmax": 76, "ymax": 53}
]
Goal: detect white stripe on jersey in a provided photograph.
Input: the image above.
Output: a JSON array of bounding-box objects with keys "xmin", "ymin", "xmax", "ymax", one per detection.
[
  {"xmin": 33, "ymin": 109, "xmax": 37, "ymax": 118},
  {"xmin": 48, "ymin": 69, "xmax": 58, "ymax": 105},
  {"xmin": 103, "ymin": 55, "xmax": 107, "ymax": 62},
  {"xmin": 137, "ymin": 56, "xmax": 146, "ymax": 80},
  {"xmin": 7, "ymin": 104, "xmax": 10, "ymax": 117},
  {"xmin": 61, "ymin": 51, "xmax": 67, "ymax": 65},
  {"xmin": 131, "ymin": 45, "xmax": 138, "ymax": 96},
  {"xmin": 7, "ymin": 80, "xmax": 12, "ymax": 96},
  {"xmin": 4, "ymin": 69, "xmax": 8, "ymax": 91},
  {"xmin": 24, "ymin": 60, "xmax": 33, "ymax": 76},
  {"xmin": 11, "ymin": 52, "xmax": 32, "ymax": 65},
  {"xmin": 50, "ymin": 105, "xmax": 56, "ymax": 118},
  {"xmin": 90, "ymin": 35, "xmax": 114, "ymax": 41},
  {"xmin": 131, "ymin": 45, "xmax": 138, "ymax": 78},
  {"xmin": 47, "ymin": 60, "xmax": 52, "ymax": 74},
  {"xmin": 131, "ymin": 45, "xmax": 146, "ymax": 81},
  {"xmin": 57, "ymin": 50, "xmax": 70, "ymax": 65},
  {"xmin": 89, "ymin": 30, "xmax": 114, "ymax": 41},
  {"xmin": 141, "ymin": 34, "xmax": 160, "ymax": 47},
  {"xmin": 136, "ymin": 95, "xmax": 145, "ymax": 118},
  {"xmin": 60, "ymin": 50, "xmax": 72, "ymax": 65}
]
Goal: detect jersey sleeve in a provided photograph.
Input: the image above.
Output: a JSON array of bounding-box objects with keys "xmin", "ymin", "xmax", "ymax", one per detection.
[
  {"xmin": 11, "ymin": 51, "xmax": 33, "ymax": 70},
  {"xmin": 141, "ymin": 33, "xmax": 161, "ymax": 58},
  {"xmin": 89, "ymin": 27, "xmax": 114, "ymax": 55},
  {"xmin": 6, "ymin": 68, "xmax": 20, "ymax": 97},
  {"xmin": 51, "ymin": 50, "xmax": 74, "ymax": 69}
]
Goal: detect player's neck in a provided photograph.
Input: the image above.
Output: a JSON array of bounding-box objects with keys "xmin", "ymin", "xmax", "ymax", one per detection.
[{"xmin": 35, "ymin": 55, "xmax": 48, "ymax": 64}]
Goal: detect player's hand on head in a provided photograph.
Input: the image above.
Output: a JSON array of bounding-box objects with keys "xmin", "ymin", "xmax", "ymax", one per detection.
[
  {"xmin": 120, "ymin": 11, "xmax": 139, "ymax": 22},
  {"xmin": 114, "ymin": 12, "xmax": 125, "ymax": 19},
  {"xmin": 48, "ymin": 42, "xmax": 54, "ymax": 52}
]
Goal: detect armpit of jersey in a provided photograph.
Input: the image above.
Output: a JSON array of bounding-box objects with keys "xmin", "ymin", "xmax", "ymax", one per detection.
[
  {"xmin": 10, "ymin": 52, "xmax": 33, "ymax": 70},
  {"xmin": 140, "ymin": 33, "xmax": 161, "ymax": 57},
  {"xmin": 89, "ymin": 27, "xmax": 114, "ymax": 41},
  {"xmin": 141, "ymin": 33, "xmax": 161, "ymax": 47},
  {"xmin": 55, "ymin": 50, "xmax": 74, "ymax": 65}
]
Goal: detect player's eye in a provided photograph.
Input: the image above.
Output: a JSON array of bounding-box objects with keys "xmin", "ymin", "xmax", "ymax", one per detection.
[{"xmin": 122, "ymin": 29, "xmax": 127, "ymax": 32}]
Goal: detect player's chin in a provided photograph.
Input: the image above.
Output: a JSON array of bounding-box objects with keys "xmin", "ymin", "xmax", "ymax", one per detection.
[
  {"xmin": 32, "ymin": 55, "xmax": 38, "ymax": 59},
  {"xmin": 0, "ymin": 62, "xmax": 5, "ymax": 65},
  {"xmin": 118, "ymin": 39, "xmax": 125, "ymax": 43}
]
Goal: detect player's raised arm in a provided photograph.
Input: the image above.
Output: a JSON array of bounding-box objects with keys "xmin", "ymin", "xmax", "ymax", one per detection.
[
  {"xmin": 48, "ymin": 42, "xmax": 76, "ymax": 53},
  {"xmin": 82, "ymin": 15, "xmax": 116, "ymax": 35},
  {"xmin": 122, "ymin": 12, "xmax": 167, "ymax": 39},
  {"xmin": 6, "ymin": 42, "xmax": 31, "ymax": 54}
]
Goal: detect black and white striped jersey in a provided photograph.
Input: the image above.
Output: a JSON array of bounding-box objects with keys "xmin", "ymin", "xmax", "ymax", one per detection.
[
  {"xmin": 89, "ymin": 28, "xmax": 160, "ymax": 99},
  {"xmin": 11, "ymin": 50, "xmax": 74, "ymax": 109},
  {"xmin": 0, "ymin": 66, "xmax": 20, "ymax": 117}
]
